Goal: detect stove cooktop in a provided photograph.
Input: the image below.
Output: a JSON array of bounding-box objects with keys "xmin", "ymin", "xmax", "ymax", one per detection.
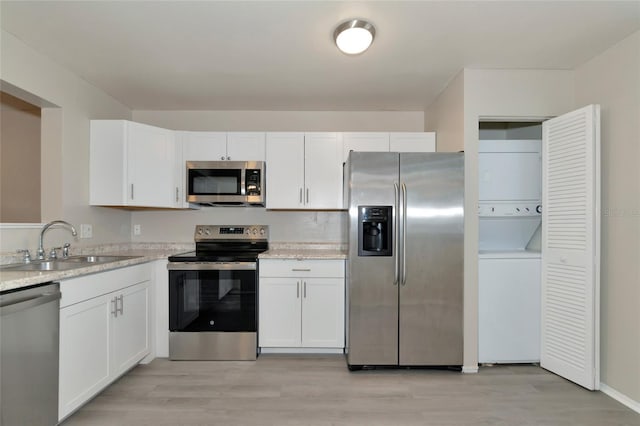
[{"xmin": 169, "ymin": 225, "xmax": 269, "ymax": 263}]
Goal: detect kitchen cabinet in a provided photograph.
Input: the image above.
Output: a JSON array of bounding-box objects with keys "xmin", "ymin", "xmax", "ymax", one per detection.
[
  {"xmin": 181, "ymin": 131, "xmax": 265, "ymax": 161},
  {"xmin": 390, "ymin": 132, "xmax": 436, "ymax": 152},
  {"xmin": 342, "ymin": 132, "xmax": 389, "ymax": 162},
  {"xmin": 259, "ymin": 259, "xmax": 345, "ymax": 350},
  {"xmin": 58, "ymin": 264, "xmax": 151, "ymax": 421},
  {"xmin": 265, "ymin": 132, "xmax": 342, "ymax": 209},
  {"xmin": 90, "ymin": 120, "xmax": 183, "ymax": 208}
]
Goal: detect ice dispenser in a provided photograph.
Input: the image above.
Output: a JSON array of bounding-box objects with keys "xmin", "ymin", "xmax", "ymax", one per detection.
[{"xmin": 358, "ymin": 206, "xmax": 392, "ymax": 256}]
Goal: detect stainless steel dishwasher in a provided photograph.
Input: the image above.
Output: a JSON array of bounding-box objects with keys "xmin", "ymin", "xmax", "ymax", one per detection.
[{"xmin": 1, "ymin": 282, "xmax": 60, "ymax": 426}]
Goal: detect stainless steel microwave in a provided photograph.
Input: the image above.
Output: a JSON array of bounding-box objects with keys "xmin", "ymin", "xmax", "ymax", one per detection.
[{"xmin": 186, "ymin": 161, "xmax": 265, "ymax": 205}]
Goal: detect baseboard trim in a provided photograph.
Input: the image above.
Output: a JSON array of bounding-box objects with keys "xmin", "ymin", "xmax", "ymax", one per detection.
[
  {"xmin": 600, "ymin": 383, "xmax": 640, "ymax": 414},
  {"xmin": 462, "ymin": 365, "xmax": 479, "ymax": 374}
]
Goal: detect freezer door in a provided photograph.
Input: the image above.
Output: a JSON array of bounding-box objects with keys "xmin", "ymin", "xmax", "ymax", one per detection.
[
  {"xmin": 398, "ymin": 153, "xmax": 464, "ymax": 366},
  {"xmin": 346, "ymin": 152, "xmax": 399, "ymax": 366}
]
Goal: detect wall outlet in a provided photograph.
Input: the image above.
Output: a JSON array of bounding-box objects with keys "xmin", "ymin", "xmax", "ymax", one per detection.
[
  {"xmin": 80, "ymin": 224, "xmax": 93, "ymax": 239},
  {"xmin": 133, "ymin": 224, "xmax": 141, "ymax": 236}
]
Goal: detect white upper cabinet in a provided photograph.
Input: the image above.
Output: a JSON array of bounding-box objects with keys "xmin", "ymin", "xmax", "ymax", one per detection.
[
  {"xmin": 227, "ymin": 132, "xmax": 266, "ymax": 161},
  {"xmin": 342, "ymin": 132, "xmax": 389, "ymax": 163},
  {"xmin": 182, "ymin": 131, "xmax": 265, "ymax": 161},
  {"xmin": 390, "ymin": 132, "xmax": 436, "ymax": 152},
  {"xmin": 265, "ymin": 133, "xmax": 305, "ymax": 209},
  {"xmin": 90, "ymin": 120, "xmax": 182, "ymax": 208},
  {"xmin": 265, "ymin": 132, "xmax": 342, "ymax": 209},
  {"xmin": 181, "ymin": 131, "xmax": 227, "ymax": 161},
  {"xmin": 304, "ymin": 133, "xmax": 342, "ymax": 209}
]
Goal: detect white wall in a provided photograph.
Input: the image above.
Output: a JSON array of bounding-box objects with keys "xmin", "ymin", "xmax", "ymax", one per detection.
[
  {"xmin": 574, "ymin": 31, "xmax": 640, "ymax": 404},
  {"xmin": 132, "ymin": 110, "xmax": 424, "ymax": 132},
  {"xmin": 130, "ymin": 110, "xmax": 423, "ymax": 243},
  {"xmin": 0, "ymin": 30, "xmax": 132, "ymax": 253},
  {"xmin": 425, "ymin": 71, "xmax": 465, "ymax": 152}
]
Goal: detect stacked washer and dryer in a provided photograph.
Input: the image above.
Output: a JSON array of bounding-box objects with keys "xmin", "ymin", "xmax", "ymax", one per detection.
[{"xmin": 478, "ymin": 130, "xmax": 543, "ymax": 364}]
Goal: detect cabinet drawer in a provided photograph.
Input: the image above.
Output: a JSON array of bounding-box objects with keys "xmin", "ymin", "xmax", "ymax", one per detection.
[
  {"xmin": 60, "ymin": 263, "xmax": 151, "ymax": 308},
  {"xmin": 259, "ymin": 259, "xmax": 344, "ymax": 278}
]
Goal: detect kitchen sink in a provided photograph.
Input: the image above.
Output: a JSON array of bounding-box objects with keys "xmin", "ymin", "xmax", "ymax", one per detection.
[
  {"xmin": 0, "ymin": 255, "xmax": 141, "ymax": 272},
  {"xmin": 1, "ymin": 261, "xmax": 81, "ymax": 272},
  {"xmin": 62, "ymin": 255, "xmax": 140, "ymax": 263}
]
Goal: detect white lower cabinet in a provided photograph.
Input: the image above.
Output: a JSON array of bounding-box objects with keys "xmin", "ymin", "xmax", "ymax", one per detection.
[
  {"xmin": 259, "ymin": 259, "xmax": 345, "ymax": 350},
  {"xmin": 58, "ymin": 264, "xmax": 151, "ymax": 421}
]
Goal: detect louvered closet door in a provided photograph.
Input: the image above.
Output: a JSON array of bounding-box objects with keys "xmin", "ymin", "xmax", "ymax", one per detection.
[{"xmin": 541, "ymin": 104, "xmax": 600, "ymax": 390}]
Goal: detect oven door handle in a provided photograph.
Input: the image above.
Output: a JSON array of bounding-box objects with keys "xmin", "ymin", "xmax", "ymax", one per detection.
[{"xmin": 167, "ymin": 262, "xmax": 256, "ymax": 271}]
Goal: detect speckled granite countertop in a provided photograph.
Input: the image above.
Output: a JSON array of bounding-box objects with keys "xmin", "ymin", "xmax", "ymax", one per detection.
[
  {"xmin": 259, "ymin": 242, "xmax": 347, "ymax": 260},
  {"xmin": 0, "ymin": 243, "xmax": 193, "ymax": 293}
]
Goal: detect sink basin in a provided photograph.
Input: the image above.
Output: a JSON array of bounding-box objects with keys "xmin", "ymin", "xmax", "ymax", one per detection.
[
  {"xmin": 62, "ymin": 255, "xmax": 140, "ymax": 263},
  {"xmin": 1, "ymin": 255, "xmax": 141, "ymax": 272}
]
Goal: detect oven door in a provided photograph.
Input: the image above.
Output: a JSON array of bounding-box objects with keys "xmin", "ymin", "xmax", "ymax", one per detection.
[{"xmin": 168, "ymin": 263, "xmax": 256, "ymax": 333}]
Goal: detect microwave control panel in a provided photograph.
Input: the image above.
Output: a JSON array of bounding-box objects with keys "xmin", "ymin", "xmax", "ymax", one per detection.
[{"xmin": 246, "ymin": 169, "xmax": 261, "ymax": 195}]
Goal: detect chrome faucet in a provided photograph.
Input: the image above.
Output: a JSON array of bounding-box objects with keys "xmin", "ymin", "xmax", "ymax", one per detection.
[{"xmin": 37, "ymin": 220, "xmax": 78, "ymax": 260}]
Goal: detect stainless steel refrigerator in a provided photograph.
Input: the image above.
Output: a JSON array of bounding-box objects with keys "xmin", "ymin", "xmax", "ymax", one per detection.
[{"xmin": 345, "ymin": 152, "xmax": 464, "ymax": 369}]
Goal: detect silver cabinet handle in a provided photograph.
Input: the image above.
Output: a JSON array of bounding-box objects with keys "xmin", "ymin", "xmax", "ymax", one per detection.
[
  {"xmin": 299, "ymin": 188, "xmax": 303, "ymax": 204},
  {"xmin": 176, "ymin": 187, "xmax": 179, "ymax": 202},
  {"xmin": 394, "ymin": 183, "xmax": 399, "ymax": 286},
  {"xmin": 306, "ymin": 188, "xmax": 309, "ymax": 204},
  {"xmin": 401, "ymin": 182, "xmax": 407, "ymax": 286},
  {"xmin": 117, "ymin": 295, "xmax": 124, "ymax": 315},
  {"xmin": 291, "ymin": 268, "xmax": 311, "ymax": 272},
  {"xmin": 296, "ymin": 281, "xmax": 300, "ymax": 298},
  {"xmin": 303, "ymin": 281, "xmax": 307, "ymax": 298},
  {"xmin": 111, "ymin": 297, "xmax": 118, "ymax": 317},
  {"xmin": 131, "ymin": 184, "xmax": 134, "ymax": 200}
]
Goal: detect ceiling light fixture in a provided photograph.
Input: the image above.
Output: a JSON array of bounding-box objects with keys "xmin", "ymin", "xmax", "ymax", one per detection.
[{"xmin": 333, "ymin": 19, "xmax": 376, "ymax": 55}]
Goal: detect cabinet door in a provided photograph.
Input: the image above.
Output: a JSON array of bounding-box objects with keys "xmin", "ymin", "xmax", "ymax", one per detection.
[
  {"xmin": 258, "ymin": 277, "xmax": 301, "ymax": 347},
  {"xmin": 59, "ymin": 294, "xmax": 111, "ymax": 419},
  {"xmin": 265, "ymin": 133, "xmax": 305, "ymax": 209},
  {"xmin": 301, "ymin": 278, "xmax": 345, "ymax": 348},
  {"xmin": 390, "ymin": 132, "xmax": 436, "ymax": 152},
  {"xmin": 304, "ymin": 133, "xmax": 343, "ymax": 209},
  {"xmin": 182, "ymin": 131, "xmax": 227, "ymax": 161},
  {"xmin": 227, "ymin": 132, "xmax": 266, "ymax": 161},
  {"xmin": 110, "ymin": 281, "xmax": 150, "ymax": 378},
  {"xmin": 127, "ymin": 122, "xmax": 175, "ymax": 207},
  {"xmin": 342, "ymin": 132, "xmax": 389, "ymax": 162}
]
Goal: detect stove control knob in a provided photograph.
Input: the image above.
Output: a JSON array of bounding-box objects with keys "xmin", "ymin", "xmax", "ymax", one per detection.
[
  {"xmin": 204, "ymin": 228, "xmax": 211, "ymax": 236},
  {"xmin": 252, "ymin": 228, "xmax": 258, "ymax": 235},
  {"xmin": 197, "ymin": 228, "xmax": 203, "ymax": 235},
  {"xmin": 245, "ymin": 228, "xmax": 251, "ymax": 235},
  {"xmin": 260, "ymin": 228, "xmax": 266, "ymax": 236}
]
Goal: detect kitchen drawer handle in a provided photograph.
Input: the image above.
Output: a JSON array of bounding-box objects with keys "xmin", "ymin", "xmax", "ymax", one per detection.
[
  {"xmin": 299, "ymin": 188, "xmax": 303, "ymax": 204},
  {"xmin": 131, "ymin": 184, "xmax": 134, "ymax": 200},
  {"xmin": 117, "ymin": 295, "xmax": 124, "ymax": 315},
  {"xmin": 111, "ymin": 297, "xmax": 118, "ymax": 317},
  {"xmin": 291, "ymin": 268, "xmax": 311, "ymax": 272}
]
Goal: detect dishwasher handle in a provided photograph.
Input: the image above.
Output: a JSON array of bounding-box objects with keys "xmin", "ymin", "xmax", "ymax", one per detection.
[{"xmin": 0, "ymin": 291, "xmax": 61, "ymax": 316}]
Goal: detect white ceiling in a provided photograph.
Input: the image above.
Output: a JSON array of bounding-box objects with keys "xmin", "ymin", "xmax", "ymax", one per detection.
[{"xmin": 1, "ymin": 1, "xmax": 639, "ymax": 111}]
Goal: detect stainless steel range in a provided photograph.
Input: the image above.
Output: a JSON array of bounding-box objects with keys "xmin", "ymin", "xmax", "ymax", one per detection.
[{"xmin": 167, "ymin": 225, "xmax": 268, "ymax": 360}]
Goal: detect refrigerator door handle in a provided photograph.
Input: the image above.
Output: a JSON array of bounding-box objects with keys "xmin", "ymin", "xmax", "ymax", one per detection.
[
  {"xmin": 401, "ymin": 182, "xmax": 407, "ymax": 286},
  {"xmin": 394, "ymin": 183, "xmax": 400, "ymax": 285}
]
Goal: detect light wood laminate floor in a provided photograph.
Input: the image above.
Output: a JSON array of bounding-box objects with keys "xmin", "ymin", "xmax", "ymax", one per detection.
[{"xmin": 62, "ymin": 355, "xmax": 640, "ymax": 426}]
